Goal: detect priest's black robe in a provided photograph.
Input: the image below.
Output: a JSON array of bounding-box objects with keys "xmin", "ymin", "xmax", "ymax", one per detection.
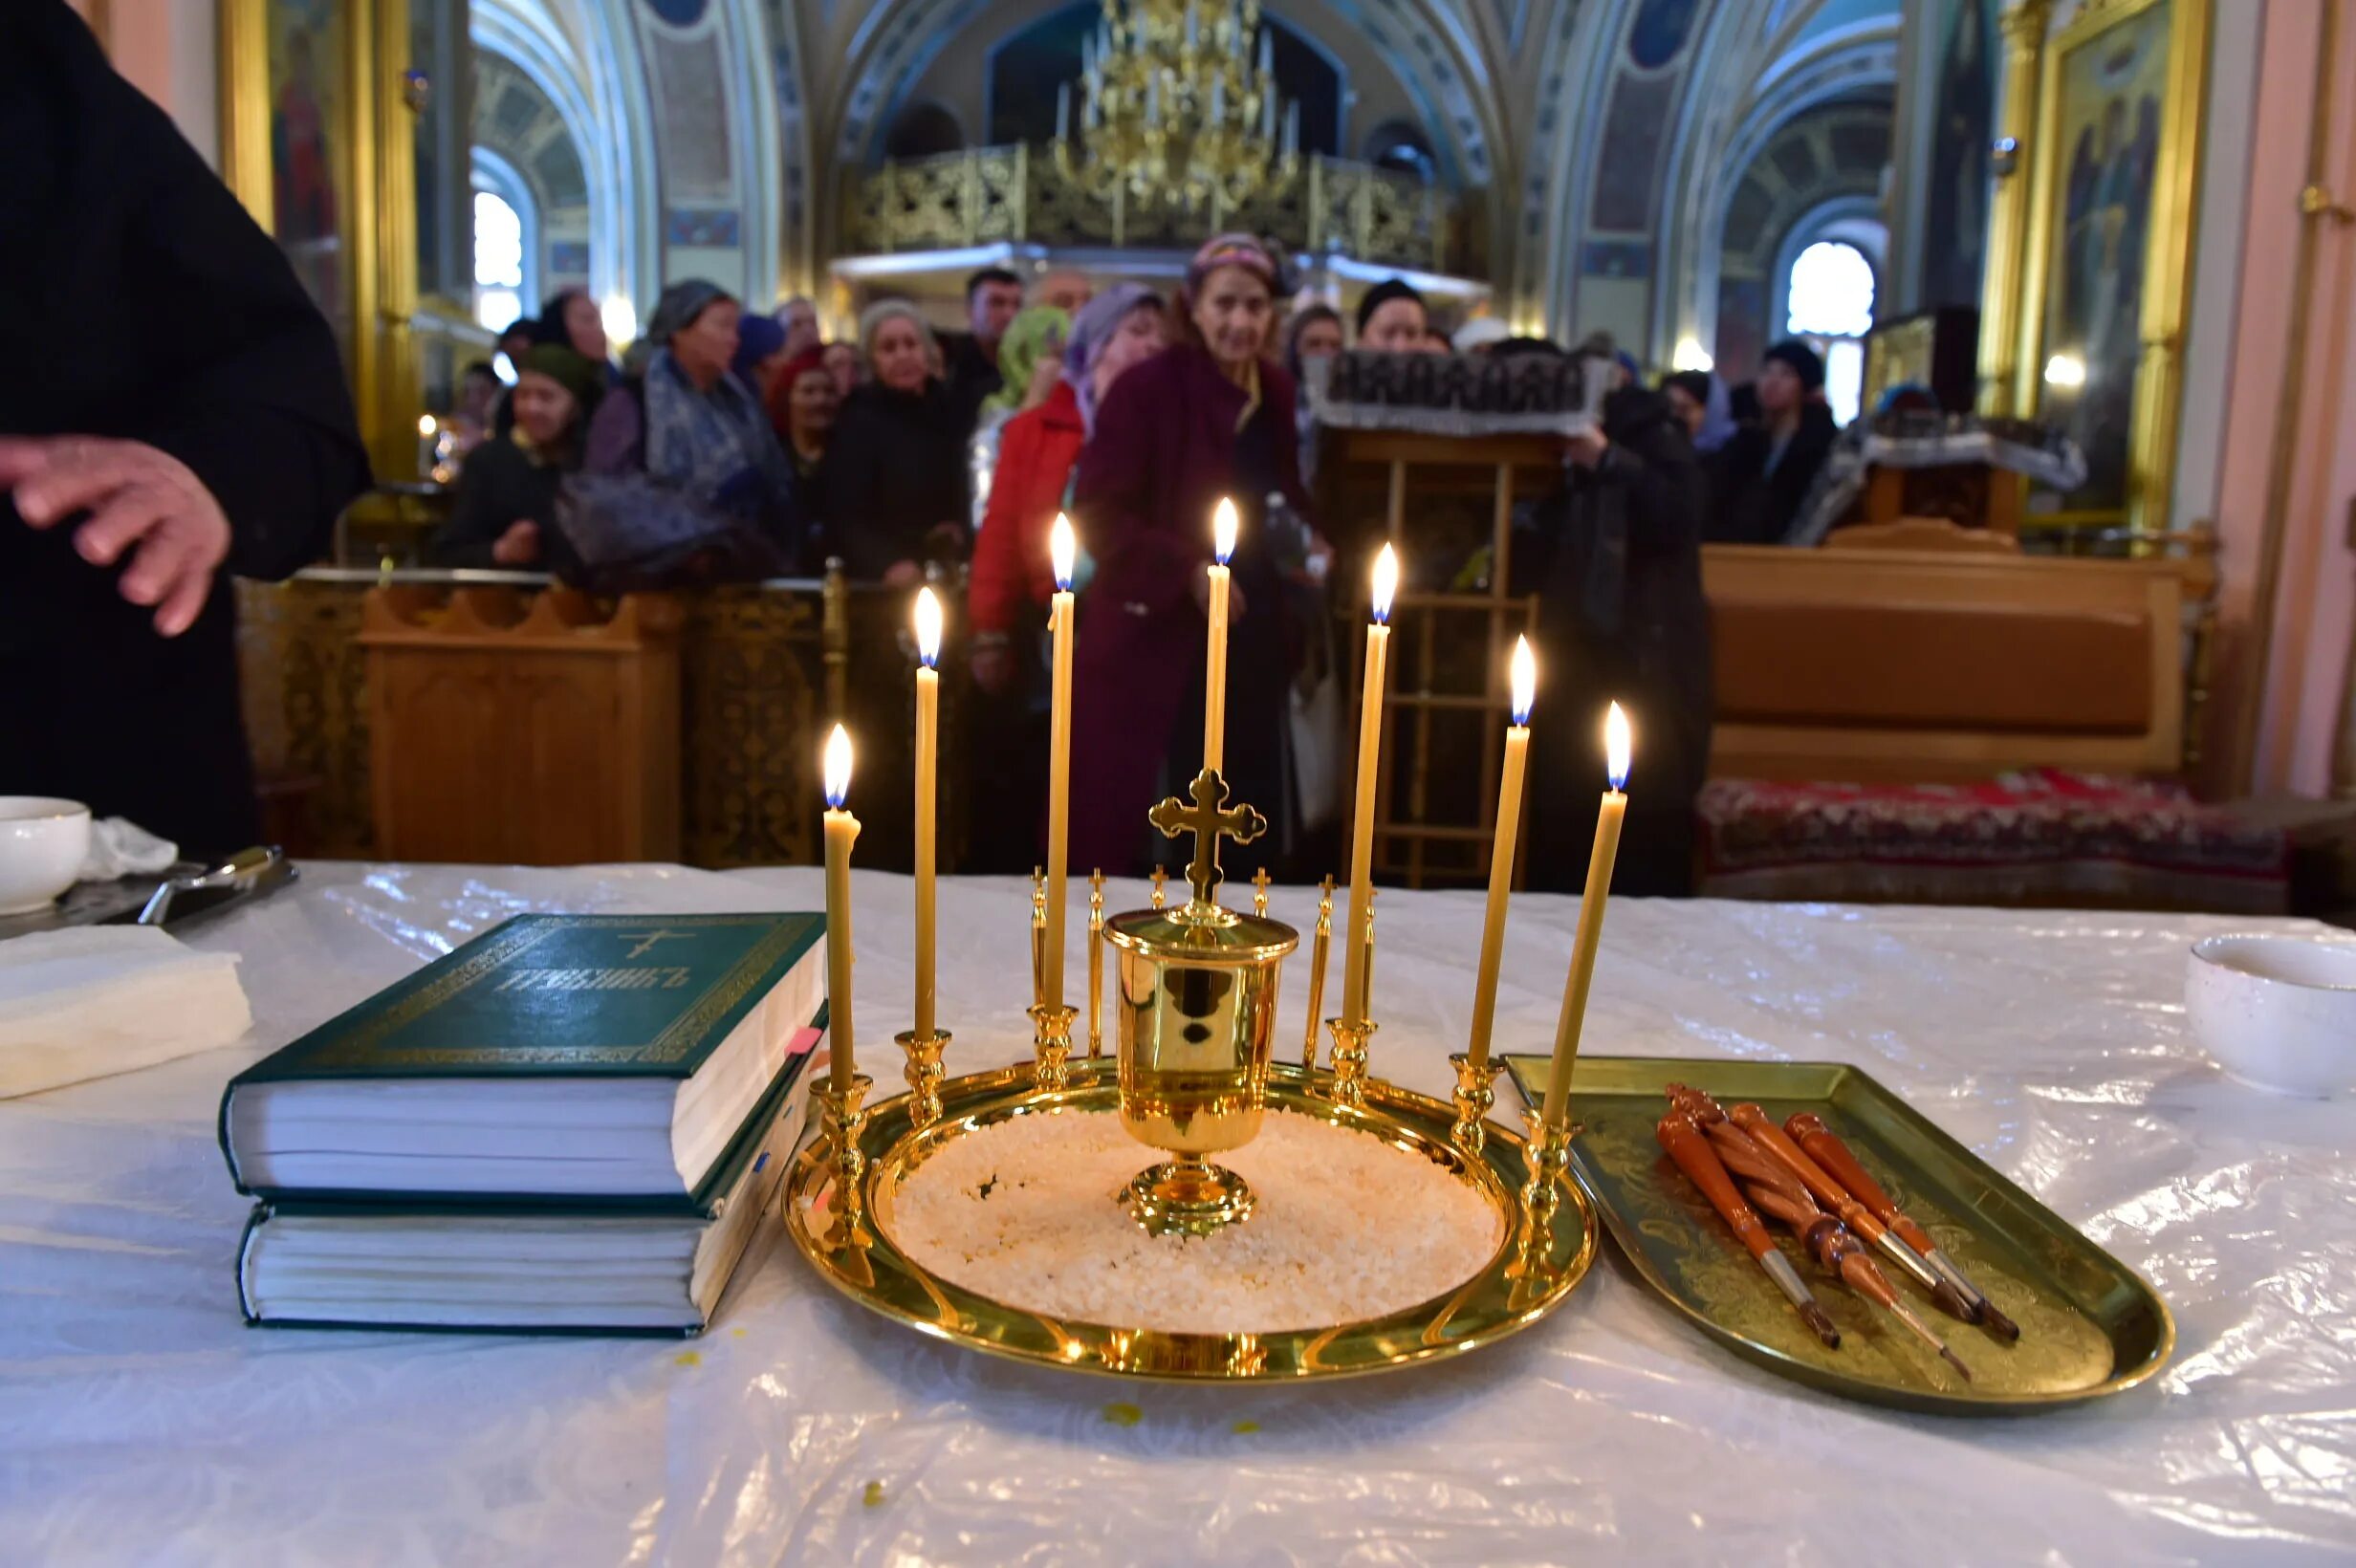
[{"xmin": 0, "ymin": 1, "xmax": 370, "ymax": 855}]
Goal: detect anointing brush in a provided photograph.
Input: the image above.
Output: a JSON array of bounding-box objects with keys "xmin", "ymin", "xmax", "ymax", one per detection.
[
  {"xmin": 1724, "ymin": 1103, "xmax": 1975, "ymax": 1325},
  {"xmin": 1706, "ymin": 1120, "xmax": 1974, "ymax": 1383},
  {"xmin": 1784, "ymin": 1112, "xmax": 2021, "ymax": 1343},
  {"xmin": 1657, "ymin": 1111, "xmax": 1841, "ymax": 1348}
]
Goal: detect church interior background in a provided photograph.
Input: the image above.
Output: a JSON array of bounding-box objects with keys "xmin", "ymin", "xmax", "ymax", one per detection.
[{"xmin": 65, "ymin": 0, "xmax": 2356, "ymax": 841}]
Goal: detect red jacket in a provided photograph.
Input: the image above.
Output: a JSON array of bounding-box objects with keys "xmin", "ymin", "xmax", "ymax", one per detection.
[{"xmin": 970, "ymin": 381, "xmax": 1084, "ymax": 635}]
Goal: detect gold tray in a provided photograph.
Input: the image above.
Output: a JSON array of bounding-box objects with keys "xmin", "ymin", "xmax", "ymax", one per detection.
[
  {"xmin": 1503, "ymin": 1055, "xmax": 2174, "ymax": 1415},
  {"xmin": 786, "ymin": 1057, "xmax": 1599, "ymax": 1381}
]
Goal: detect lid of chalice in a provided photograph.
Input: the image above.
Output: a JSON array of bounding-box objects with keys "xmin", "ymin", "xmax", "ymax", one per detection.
[{"xmin": 1104, "ymin": 904, "xmax": 1298, "ymax": 967}]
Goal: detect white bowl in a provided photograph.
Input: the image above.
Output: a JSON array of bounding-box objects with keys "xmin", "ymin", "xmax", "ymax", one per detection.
[
  {"xmin": 0, "ymin": 797, "xmax": 92, "ymax": 916},
  {"xmin": 2186, "ymin": 934, "xmax": 2356, "ymax": 1099}
]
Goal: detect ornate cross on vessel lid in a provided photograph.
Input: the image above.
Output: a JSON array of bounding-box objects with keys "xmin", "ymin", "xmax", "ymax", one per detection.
[{"xmin": 1147, "ymin": 767, "xmax": 1267, "ymax": 923}]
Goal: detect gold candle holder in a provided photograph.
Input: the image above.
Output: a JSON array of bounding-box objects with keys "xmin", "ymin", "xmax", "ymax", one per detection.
[
  {"xmin": 1449, "ymin": 1052, "xmax": 1500, "ymax": 1156},
  {"xmin": 894, "ymin": 1030, "xmax": 949, "ymax": 1129},
  {"xmin": 1321, "ymin": 1016, "xmax": 1376, "ymax": 1107},
  {"xmin": 1028, "ymin": 866, "xmax": 1047, "ymax": 1010},
  {"xmin": 1300, "ymin": 877, "xmax": 1332, "ymax": 1069},
  {"xmin": 810, "ymin": 1072, "xmax": 875, "ymax": 1236},
  {"xmin": 1087, "ymin": 869, "xmax": 1105, "ymax": 1058},
  {"xmin": 1519, "ymin": 1105, "xmax": 1575, "ymax": 1225},
  {"xmin": 1029, "ymin": 1001, "xmax": 1078, "ymax": 1093}
]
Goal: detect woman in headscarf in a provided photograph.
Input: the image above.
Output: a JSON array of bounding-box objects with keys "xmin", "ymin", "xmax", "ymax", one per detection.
[
  {"xmin": 961, "ymin": 287, "xmax": 1167, "ymax": 871},
  {"xmin": 1282, "ymin": 301, "xmax": 1345, "ymax": 487},
  {"xmin": 1662, "ymin": 369, "xmax": 1737, "ymax": 454},
  {"xmin": 430, "ymin": 343, "xmax": 603, "ymax": 576},
  {"xmin": 1068, "ymin": 234, "xmax": 1313, "ymax": 876},
  {"xmin": 822, "ymin": 299, "xmax": 969, "ymax": 585},
  {"xmin": 533, "ymin": 287, "xmax": 620, "ymax": 380},
  {"xmin": 969, "ymin": 304, "xmax": 1070, "ymax": 531},
  {"xmin": 580, "ymin": 279, "xmax": 798, "ymax": 537},
  {"xmin": 763, "ymin": 345, "xmax": 840, "ymax": 569},
  {"xmin": 971, "ymin": 286, "xmax": 1164, "ymax": 696},
  {"xmin": 731, "ymin": 313, "xmax": 791, "ymax": 403}
]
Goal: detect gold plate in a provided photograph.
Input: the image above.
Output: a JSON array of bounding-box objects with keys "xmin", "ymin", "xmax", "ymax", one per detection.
[
  {"xmin": 1503, "ymin": 1055, "xmax": 2174, "ymax": 1415},
  {"xmin": 786, "ymin": 1057, "xmax": 1599, "ymax": 1381}
]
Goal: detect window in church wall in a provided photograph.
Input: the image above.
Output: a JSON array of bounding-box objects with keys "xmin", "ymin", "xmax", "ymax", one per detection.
[
  {"xmin": 472, "ymin": 187, "xmax": 528, "ymax": 337},
  {"xmin": 1784, "ymin": 239, "xmax": 1875, "ymax": 425}
]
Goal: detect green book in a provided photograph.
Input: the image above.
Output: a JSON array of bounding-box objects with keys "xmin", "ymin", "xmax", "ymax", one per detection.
[
  {"xmin": 235, "ymin": 1055, "xmax": 818, "ymax": 1337},
  {"xmin": 220, "ymin": 912, "xmax": 827, "ymax": 1207}
]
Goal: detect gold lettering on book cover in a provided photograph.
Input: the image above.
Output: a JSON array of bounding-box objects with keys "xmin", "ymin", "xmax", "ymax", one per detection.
[{"xmin": 306, "ymin": 915, "xmax": 810, "ymax": 1069}]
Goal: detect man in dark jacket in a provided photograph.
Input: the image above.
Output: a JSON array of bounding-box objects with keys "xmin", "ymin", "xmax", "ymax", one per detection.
[
  {"xmin": 939, "ymin": 266, "xmax": 1024, "ymax": 438},
  {"xmin": 1, "ymin": 1, "xmax": 371, "ymax": 855},
  {"xmin": 1707, "ymin": 338, "xmax": 1839, "ymax": 544},
  {"xmin": 1519, "ymin": 374, "xmax": 1713, "ymax": 897}
]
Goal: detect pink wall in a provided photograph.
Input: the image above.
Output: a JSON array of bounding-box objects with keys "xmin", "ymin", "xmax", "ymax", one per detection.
[{"xmin": 2209, "ymin": 0, "xmax": 2356, "ymax": 798}]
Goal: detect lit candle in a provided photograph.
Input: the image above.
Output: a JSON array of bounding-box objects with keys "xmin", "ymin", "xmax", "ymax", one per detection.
[
  {"xmin": 822, "ymin": 724, "xmax": 860, "ymax": 1092},
  {"xmin": 1342, "ymin": 544, "xmax": 1398, "ymax": 1026},
  {"xmin": 1204, "ymin": 498, "xmax": 1237, "ymax": 775},
  {"xmin": 912, "ymin": 588, "xmax": 942, "ymax": 1039},
  {"xmin": 1465, "ymin": 635, "xmax": 1536, "ymax": 1072},
  {"xmin": 416, "ymin": 413, "xmax": 437, "ymax": 481},
  {"xmin": 1045, "ymin": 514, "xmax": 1078, "ymax": 1009},
  {"xmin": 1541, "ymin": 702, "xmax": 1631, "ymax": 1130}
]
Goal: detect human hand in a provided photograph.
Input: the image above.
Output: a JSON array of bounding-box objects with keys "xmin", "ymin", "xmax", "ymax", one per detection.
[
  {"xmin": 884, "ymin": 559, "xmax": 925, "ymax": 589},
  {"xmin": 1190, "ymin": 564, "xmax": 1247, "ymax": 621},
  {"xmin": 971, "ymin": 642, "xmax": 1015, "ymax": 695},
  {"xmin": 0, "ymin": 435, "xmax": 232, "ymax": 637},
  {"xmin": 1021, "ymin": 356, "xmax": 1063, "ymax": 411},
  {"xmin": 491, "ymin": 519, "xmax": 541, "ymax": 566}
]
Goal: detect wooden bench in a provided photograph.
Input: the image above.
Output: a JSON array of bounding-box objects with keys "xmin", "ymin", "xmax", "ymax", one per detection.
[{"xmin": 1700, "ymin": 539, "xmax": 2213, "ymax": 785}]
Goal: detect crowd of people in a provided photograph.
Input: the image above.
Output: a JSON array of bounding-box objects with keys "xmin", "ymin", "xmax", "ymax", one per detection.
[{"xmin": 422, "ymin": 242, "xmax": 1861, "ymax": 893}]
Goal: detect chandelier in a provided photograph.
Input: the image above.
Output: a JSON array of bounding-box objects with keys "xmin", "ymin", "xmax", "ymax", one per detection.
[{"xmin": 1053, "ymin": 0, "xmax": 1302, "ymax": 212}]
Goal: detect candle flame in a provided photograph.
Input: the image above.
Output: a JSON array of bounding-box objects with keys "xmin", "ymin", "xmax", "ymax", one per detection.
[
  {"xmin": 1510, "ymin": 635, "xmax": 1536, "ymax": 727},
  {"xmin": 1371, "ymin": 543, "xmax": 1398, "ymax": 625},
  {"xmin": 823, "ymin": 723, "xmax": 853, "ymax": 809},
  {"xmin": 914, "ymin": 586, "xmax": 942, "ymax": 667},
  {"xmin": 1050, "ymin": 512, "xmax": 1077, "ymax": 591},
  {"xmin": 1604, "ymin": 702, "xmax": 1631, "ymax": 791},
  {"xmin": 416, "ymin": 414, "xmax": 437, "ymax": 437},
  {"xmin": 1212, "ymin": 497, "xmax": 1238, "ymax": 565}
]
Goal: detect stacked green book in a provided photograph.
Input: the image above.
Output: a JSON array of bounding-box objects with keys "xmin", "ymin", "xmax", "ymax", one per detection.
[{"xmin": 221, "ymin": 913, "xmax": 828, "ymax": 1336}]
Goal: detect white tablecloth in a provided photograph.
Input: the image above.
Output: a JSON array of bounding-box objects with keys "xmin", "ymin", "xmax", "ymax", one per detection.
[{"xmin": 4, "ymin": 863, "xmax": 2353, "ymax": 1565}]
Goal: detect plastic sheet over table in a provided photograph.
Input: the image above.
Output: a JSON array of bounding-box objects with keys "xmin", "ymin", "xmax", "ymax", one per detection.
[{"xmin": 3, "ymin": 863, "xmax": 2353, "ymax": 1564}]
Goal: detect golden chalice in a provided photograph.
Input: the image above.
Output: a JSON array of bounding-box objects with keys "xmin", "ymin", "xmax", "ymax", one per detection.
[{"xmin": 1102, "ymin": 769, "xmax": 1298, "ymax": 1236}]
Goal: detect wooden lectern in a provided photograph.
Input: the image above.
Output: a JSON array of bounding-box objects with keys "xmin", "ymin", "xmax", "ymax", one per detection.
[{"xmin": 360, "ymin": 586, "xmax": 682, "ymax": 864}]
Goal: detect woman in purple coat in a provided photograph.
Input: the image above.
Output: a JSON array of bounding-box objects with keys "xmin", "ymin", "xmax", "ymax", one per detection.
[{"xmin": 1068, "ymin": 234, "xmax": 1312, "ymax": 876}]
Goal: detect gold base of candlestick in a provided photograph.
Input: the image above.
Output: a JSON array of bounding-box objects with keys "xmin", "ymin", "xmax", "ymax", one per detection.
[
  {"xmin": 1029, "ymin": 1003, "xmax": 1078, "ymax": 1093},
  {"xmin": 1449, "ymin": 1053, "xmax": 1501, "ymax": 1156},
  {"xmin": 810, "ymin": 1073, "xmax": 875, "ymax": 1240},
  {"xmin": 895, "ymin": 1030, "xmax": 949, "ymax": 1129},
  {"xmin": 1320, "ymin": 1017, "xmax": 1375, "ymax": 1107},
  {"xmin": 1119, "ymin": 1156, "xmax": 1258, "ymax": 1237},
  {"xmin": 1519, "ymin": 1107, "xmax": 1576, "ymax": 1224}
]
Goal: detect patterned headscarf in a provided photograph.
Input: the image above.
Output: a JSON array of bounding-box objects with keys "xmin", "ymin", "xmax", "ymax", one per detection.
[
  {"xmin": 977, "ymin": 305, "xmax": 1070, "ymax": 424},
  {"xmin": 1064, "ymin": 284, "xmax": 1166, "ymax": 435},
  {"xmin": 1184, "ymin": 232, "xmax": 1280, "ymax": 297}
]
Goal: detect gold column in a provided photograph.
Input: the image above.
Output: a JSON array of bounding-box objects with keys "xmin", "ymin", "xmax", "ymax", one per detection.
[
  {"xmin": 1978, "ymin": 0, "xmax": 2052, "ymax": 416},
  {"xmin": 345, "ymin": 0, "xmax": 382, "ymax": 462},
  {"xmin": 373, "ymin": 0, "xmax": 422, "ymax": 475},
  {"xmin": 2122, "ymin": 0, "xmax": 2212, "ymax": 535},
  {"xmin": 217, "ymin": 0, "xmax": 273, "ymax": 229}
]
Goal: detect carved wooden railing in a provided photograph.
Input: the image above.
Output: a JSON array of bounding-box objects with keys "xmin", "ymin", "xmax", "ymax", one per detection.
[{"xmin": 843, "ymin": 145, "xmax": 1452, "ymax": 273}]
